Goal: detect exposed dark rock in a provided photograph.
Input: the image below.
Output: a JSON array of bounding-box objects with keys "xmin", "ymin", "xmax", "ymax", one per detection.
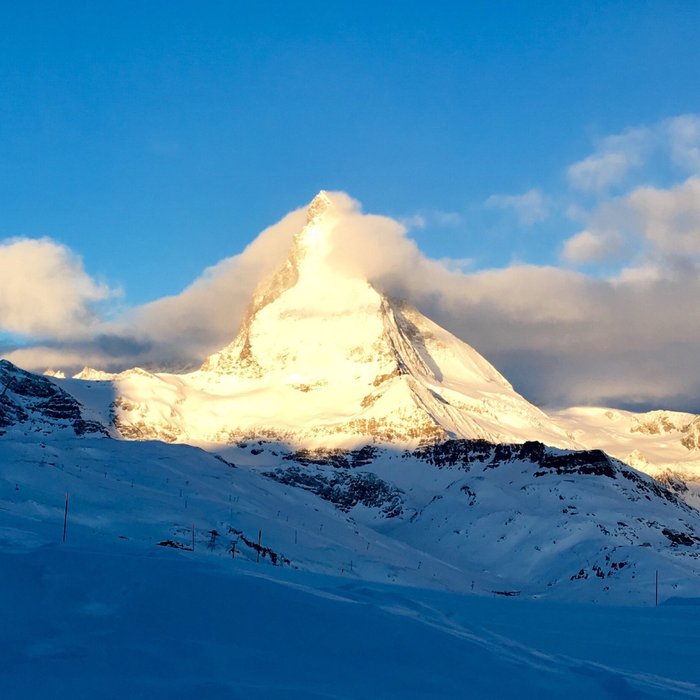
[
  {"xmin": 460, "ymin": 484, "xmax": 477, "ymax": 505},
  {"xmin": 530, "ymin": 448, "xmax": 616, "ymax": 478},
  {"xmin": 653, "ymin": 470, "xmax": 689, "ymax": 495},
  {"xmin": 662, "ymin": 528, "xmax": 699, "ymax": 546},
  {"xmin": 0, "ymin": 360, "xmax": 107, "ymax": 437},
  {"xmin": 619, "ymin": 468, "xmax": 679, "ymax": 504},
  {"xmin": 411, "ymin": 439, "xmax": 494, "ymax": 467},
  {"xmin": 157, "ymin": 539, "xmax": 190, "ymax": 550},
  {"xmin": 283, "ymin": 445, "xmax": 379, "ymax": 469},
  {"xmin": 265, "ymin": 465, "xmax": 403, "ymax": 517},
  {"xmin": 411, "ymin": 438, "xmax": 686, "ymax": 510},
  {"xmin": 411, "ymin": 439, "xmax": 616, "ymax": 478}
]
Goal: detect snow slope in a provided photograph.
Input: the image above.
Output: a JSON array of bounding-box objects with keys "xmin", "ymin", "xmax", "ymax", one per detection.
[
  {"xmin": 3, "ymin": 422, "xmax": 700, "ymax": 697},
  {"xmin": 3, "ymin": 387, "xmax": 700, "ymax": 607},
  {"xmin": 3, "ymin": 544, "xmax": 700, "ymax": 700},
  {"xmin": 556, "ymin": 407, "xmax": 700, "ymax": 502}
]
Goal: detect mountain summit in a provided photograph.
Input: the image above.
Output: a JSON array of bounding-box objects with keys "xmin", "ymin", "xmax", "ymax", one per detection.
[{"xmin": 99, "ymin": 192, "xmax": 574, "ymax": 447}]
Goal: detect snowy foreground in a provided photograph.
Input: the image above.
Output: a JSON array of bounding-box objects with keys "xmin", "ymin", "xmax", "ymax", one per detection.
[
  {"xmin": 3, "ymin": 433, "xmax": 700, "ymax": 699},
  {"xmin": 2, "ymin": 543, "xmax": 700, "ymax": 699}
]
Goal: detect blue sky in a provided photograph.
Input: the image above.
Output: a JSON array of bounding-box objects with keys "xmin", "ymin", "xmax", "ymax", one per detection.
[
  {"xmin": 2, "ymin": 1, "xmax": 699, "ymax": 302},
  {"xmin": 2, "ymin": 1, "xmax": 700, "ymax": 410}
]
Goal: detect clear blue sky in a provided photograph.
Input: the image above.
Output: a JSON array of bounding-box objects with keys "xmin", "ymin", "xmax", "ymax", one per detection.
[{"xmin": 2, "ymin": 1, "xmax": 700, "ymax": 304}]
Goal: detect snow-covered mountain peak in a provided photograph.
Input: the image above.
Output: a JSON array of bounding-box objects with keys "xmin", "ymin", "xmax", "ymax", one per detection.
[
  {"xmin": 287, "ymin": 190, "xmax": 357, "ymax": 284},
  {"xmin": 91, "ymin": 193, "xmax": 576, "ymax": 448},
  {"xmin": 43, "ymin": 368, "xmax": 66, "ymax": 378},
  {"xmin": 305, "ymin": 189, "xmax": 334, "ymax": 224},
  {"xmin": 226, "ymin": 192, "xmax": 362, "ymax": 333},
  {"xmin": 73, "ymin": 366, "xmax": 117, "ymax": 381}
]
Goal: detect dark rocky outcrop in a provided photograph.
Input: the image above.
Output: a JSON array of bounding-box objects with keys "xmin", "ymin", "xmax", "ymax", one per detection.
[
  {"xmin": 0, "ymin": 360, "xmax": 107, "ymax": 437},
  {"xmin": 265, "ymin": 465, "xmax": 403, "ymax": 517}
]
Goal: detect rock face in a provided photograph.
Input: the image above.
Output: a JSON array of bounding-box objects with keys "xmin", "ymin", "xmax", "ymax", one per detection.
[
  {"xmin": 102, "ymin": 192, "xmax": 574, "ymax": 448},
  {"xmin": 0, "ymin": 360, "xmax": 107, "ymax": 437}
]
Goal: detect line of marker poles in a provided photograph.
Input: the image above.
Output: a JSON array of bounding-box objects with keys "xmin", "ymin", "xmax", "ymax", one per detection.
[{"xmin": 53, "ymin": 475, "xmax": 667, "ymax": 599}]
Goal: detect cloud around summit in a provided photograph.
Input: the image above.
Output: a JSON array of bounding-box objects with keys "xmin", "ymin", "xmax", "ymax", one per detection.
[{"xmin": 3, "ymin": 133, "xmax": 700, "ymax": 412}]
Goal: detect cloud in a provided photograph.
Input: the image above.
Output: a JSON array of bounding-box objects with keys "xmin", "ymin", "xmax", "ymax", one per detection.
[
  {"xmin": 375, "ymin": 261, "xmax": 700, "ymax": 411},
  {"xmin": 485, "ymin": 189, "xmax": 549, "ymax": 225},
  {"xmin": 400, "ymin": 213, "xmax": 427, "ymax": 229},
  {"xmin": 110, "ymin": 204, "xmax": 308, "ymax": 365},
  {"xmin": 400, "ymin": 209, "xmax": 463, "ymax": 231},
  {"xmin": 665, "ymin": 114, "xmax": 700, "ymax": 172},
  {"xmin": 0, "ymin": 237, "xmax": 115, "ymax": 339},
  {"xmin": 561, "ymin": 230, "xmax": 626, "ymax": 264},
  {"xmin": 626, "ymin": 176, "xmax": 700, "ymax": 259},
  {"xmin": 433, "ymin": 210, "xmax": 463, "ymax": 227},
  {"xmin": 567, "ymin": 128, "xmax": 650, "ymax": 192},
  {"xmin": 1, "ymin": 205, "xmax": 306, "ymax": 371},
  {"xmin": 567, "ymin": 115, "xmax": 700, "ymax": 194},
  {"xmin": 563, "ymin": 176, "xmax": 700, "ymax": 269},
  {"xmin": 436, "ymin": 257, "xmax": 474, "ymax": 273},
  {"xmin": 301, "ymin": 194, "xmax": 700, "ymax": 411},
  {"xmin": 4, "ymin": 190, "xmax": 700, "ymax": 413}
]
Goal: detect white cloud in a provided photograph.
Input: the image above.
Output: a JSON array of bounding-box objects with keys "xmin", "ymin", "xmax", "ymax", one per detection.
[
  {"xmin": 0, "ymin": 237, "xmax": 114, "ymax": 339},
  {"xmin": 388, "ymin": 262, "xmax": 700, "ymax": 410},
  {"xmin": 485, "ymin": 189, "xmax": 549, "ymax": 225},
  {"xmin": 115, "ymin": 204, "xmax": 308, "ymax": 363},
  {"xmin": 664, "ymin": 114, "xmax": 700, "ymax": 172},
  {"xmin": 568, "ymin": 151, "xmax": 634, "ymax": 192},
  {"xmin": 400, "ymin": 214, "xmax": 427, "ymax": 230},
  {"xmin": 563, "ymin": 176, "xmax": 700, "ymax": 269},
  {"xmin": 566, "ymin": 115, "xmax": 700, "ymax": 195},
  {"xmin": 400, "ymin": 210, "xmax": 463, "ymax": 230},
  {"xmin": 433, "ymin": 211, "xmax": 463, "ymax": 227},
  {"xmin": 562, "ymin": 230, "xmax": 625, "ymax": 264},
  {"xmin": 626, "ymin": 177, "xmax": 700, "ymax": 258},
  {"xmin": 0, "ymin": 206, "xmax": 306, "ymax": 370},
  {"xmin": 567, "ymin": 128, "xmax": 650, "ymax": 192},
  {"xmin": 436, "ymin": 257, "xmax": 474, "ymax": 273}
]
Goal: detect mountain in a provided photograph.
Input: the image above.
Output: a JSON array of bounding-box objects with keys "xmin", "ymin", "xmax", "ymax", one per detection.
[
  {"xmin": 72, "ymin": 191, "xmax": 574, "ymax": 449},
  {"xmin": 3, "ymin": 191, "xmax": 700, "ymax": 606}
]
